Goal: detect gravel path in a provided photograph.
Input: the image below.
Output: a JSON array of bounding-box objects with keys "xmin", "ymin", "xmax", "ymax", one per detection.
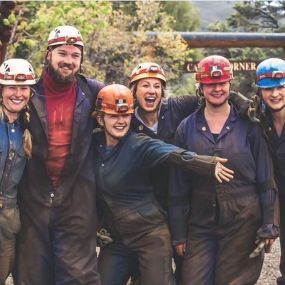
[
  {"xmin": 256, "ymin": 238, "xmax": 281, "ymax": 285},
  {"xmin": 5, "ymin": 240, "xmax": 282, "ymax": 285}
]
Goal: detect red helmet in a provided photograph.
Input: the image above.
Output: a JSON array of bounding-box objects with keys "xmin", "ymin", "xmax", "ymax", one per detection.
[
  {"xmin": 95, "ymin": 84, "xmax": 134, "ymax": 115},
  {"xmin": 196, "ymin": 55, "xmax": 233, "ymax": 84}
]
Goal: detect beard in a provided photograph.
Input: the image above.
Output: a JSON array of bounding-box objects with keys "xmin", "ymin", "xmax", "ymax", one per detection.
[{"xmin": 47, "ymin": 62, "xmax": 79, "ymax": 84}]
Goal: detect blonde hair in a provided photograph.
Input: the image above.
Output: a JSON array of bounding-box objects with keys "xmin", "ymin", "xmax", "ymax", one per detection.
[
  {"xmin": 0, "ymin": 88, "xmax": 33, "ymax": 159},
  {"xmin": 21, "ymin": 104, "xmax": 32, "ymax": 159}
]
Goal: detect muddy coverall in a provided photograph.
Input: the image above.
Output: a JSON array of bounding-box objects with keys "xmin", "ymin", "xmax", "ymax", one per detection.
[
  {"xmin": 95, "ymin": 130, "xmax": 217, "ymax": 285},
  {"xmin": 0, "ymin": 118, "xmax": 25, "ymax": 285},
  {"xmin": 169, "ymin": 106, "xmax": 278, "ymax": 285},
  {"xmin": 15, "ymin": 76, "xmax": 104, "ymax": 285},
  {"xmin": 261, "ymin": 111, "xmax": 285, "ymax": 285},
  {"xmin": 131, "ymin": 95, "xmax": 198, "ymax": 283}
]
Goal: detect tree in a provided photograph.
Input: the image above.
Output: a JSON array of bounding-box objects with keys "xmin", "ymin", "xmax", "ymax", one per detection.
[
  {"xmin": 88, "ymin": 1, "xmax": 194, "ymax": 86},
  {"xmin": 206, "ymin": 0, "xmax": 285, "ymax": 96},
  {"xmin": 227, "ymin": 0, "xmax": 285, "ymax": 32},
  {"xmin": 0, "ymin": 0, "xmax": 16, "ymax": 64},
  {"xmin": 160, "ymin": 1, "xmax": 200, "ymax": 32},
  {"xmin": 6, "ymin": 0, "xmax": 196, "ymax": 92},
  {"xmin": 7, "ymin": 1, "xmax": 111, "ymax": 77}
]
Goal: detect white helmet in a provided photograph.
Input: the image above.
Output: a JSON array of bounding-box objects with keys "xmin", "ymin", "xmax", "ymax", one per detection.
[
  {"xmin": 0, "ymin": 58, "xmax": 36, "ymax": 86},
  {"xmin": 47, "ymin": 25, "xmax": 84, "ymax": 48}
]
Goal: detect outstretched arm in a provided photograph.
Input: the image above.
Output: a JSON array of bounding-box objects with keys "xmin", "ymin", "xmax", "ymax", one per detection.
[{"xmin": 167, "ymin": 149, "xmax": 234, "ymax": 183}]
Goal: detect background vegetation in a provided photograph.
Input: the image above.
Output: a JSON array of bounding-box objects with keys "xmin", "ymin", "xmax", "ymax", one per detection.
[{"xmin": 0, "ymin": 0, "xmax": 285, "ymax": 96}]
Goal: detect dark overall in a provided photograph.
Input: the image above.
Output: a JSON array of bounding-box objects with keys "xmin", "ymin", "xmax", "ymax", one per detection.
[
  {"xmin": 0, "ymin": 119, "xmax": 25, "ymax": 285},
  {"xmin": 131, "ymin": 95, "xmax": 198, "ymax": 283},
  {"xmin": 95, "ymin": 129, "xmax": 216, "ymax": 285},
  {"xmin": 170, "ymin": 106, "xmax": 276, "ymax": 285},
  {"xmin": 95, "ymin": 131, "xmax": 181, "ymax": 285},
  {"xmin": 15, "ymin": 76, "xmax": 104, "ymax": 285},
  {"xmin": 262, "ymin": 111, "xmax": 285, "ymax": 285}
]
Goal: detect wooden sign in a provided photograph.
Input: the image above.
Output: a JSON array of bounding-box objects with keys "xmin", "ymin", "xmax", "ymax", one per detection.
[{"xmin": 185, "ymin": 61, "xmax": 259, "ymax": 73}]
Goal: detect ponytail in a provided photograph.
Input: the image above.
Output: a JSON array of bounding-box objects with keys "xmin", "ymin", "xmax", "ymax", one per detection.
[{"xmin": 21, "ymin": 104, "xmax": 32, "ymax": 159}]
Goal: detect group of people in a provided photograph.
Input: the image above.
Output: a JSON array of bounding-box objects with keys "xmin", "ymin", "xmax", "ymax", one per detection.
[{"xmin": 0, "ymin": 23, "xmax": 283, "ymax": 285}]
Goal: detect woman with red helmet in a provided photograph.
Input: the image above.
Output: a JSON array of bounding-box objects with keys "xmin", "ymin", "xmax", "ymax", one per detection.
[
  {"xmin": 128, "ymin": 61, "xmax": 255, "ymax": 284},
  {"xmin": 92, "ymin": 84, "xmax": 233, "ymax": 285},
  {"xmin": 169, "ymin": 55, "xmax": 279, "ymax": 285}
]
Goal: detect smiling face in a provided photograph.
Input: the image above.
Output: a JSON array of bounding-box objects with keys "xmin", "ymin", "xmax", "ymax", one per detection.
[
  {"xmin": 135, "ymin": 78, "xmax": 163, "ymax": 113},
  {"xmin": 202, "ymin": 81, "xmax": 230, "ymax": 108},
  {"xmin": 2, "ymin": 85, "xmax": 31, "ymax": 121},
  {"xmin": 261, "ymin": 85, "xmax": 285, "ymax": 113},
  {"xmin": 97, "ymin": 113, "xmax": 132, "ymax": 146},
  {"xmin": 46, "ymin": 44, "xmax": 82, "ymax": 83}
]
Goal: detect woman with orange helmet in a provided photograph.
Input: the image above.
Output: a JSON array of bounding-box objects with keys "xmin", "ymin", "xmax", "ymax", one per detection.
[
  {"xmin": 129, "ymin": 61, "xmax": 254, "ymax": 284},
  {"xmin": 92, "ymin": 84, "xmax": 234, "ymax": 285},
  {"xmin": 129, "ymin": 62, "xmax": 199, "ymax": 284},
  {"xmin": 0, "ymin": 58, "xmax": 35, "ymax": 285},
  {"xmin": 169, "ymin": 55, "xmax": 279, "ymax": 285}
]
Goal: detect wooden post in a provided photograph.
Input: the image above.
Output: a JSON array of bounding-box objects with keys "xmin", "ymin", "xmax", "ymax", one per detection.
[{"xmin": 0, "ymin": 42, "xmax": 7, "ymax": 65}]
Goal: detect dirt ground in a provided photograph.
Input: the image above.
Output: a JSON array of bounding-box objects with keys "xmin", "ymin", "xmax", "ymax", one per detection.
[
  {"xmin": 256, "ymin": 238, "xmax": 281, "ymax": 285},
  {"xmin": 5, "ymin": 240, "xmax": 282, "ymax": 285}
]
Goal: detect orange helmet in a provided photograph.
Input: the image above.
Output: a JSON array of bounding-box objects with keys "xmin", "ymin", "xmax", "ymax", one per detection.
[
  {"xmin": 196, "ymin": 55, "xmax": 233, "ymax": 84},
  {"xmin": 129, "ymin": 62, "xmax": 166, "ymax": 86},
  {"xmin": 95, "ymin": 84, "xmax": 134, "ymax": 115}
]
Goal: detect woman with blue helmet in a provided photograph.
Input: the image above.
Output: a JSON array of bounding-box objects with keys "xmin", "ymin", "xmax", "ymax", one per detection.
[{"xmin": 256, "ymin": 57, "xmax": 285, "ymax": 285}]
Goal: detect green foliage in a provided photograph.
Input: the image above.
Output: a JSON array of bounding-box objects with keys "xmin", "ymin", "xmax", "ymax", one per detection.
[
  {"xmin": 168, "ymin": 74, "xmax": 197, "ymax": 97},
  {"xmin": 228, "ymin": 0, "xmax": 285, "ymax": 32},
  {"xmin": 7, "ymin": 0, "xmax": 198, "ymax": 90},
  {"xmin": 82, "ymin": 1, "xmax": 194, "ymax": 85},
  {"xmin": 205, "ymin": 0, "xmax": 285, "ymax": 97},
  {"xmin": 7, "ymin": 1, "xmax": 111, "ymax": 76},
  {"xmin": 160, "ymin": 1, "xmax": 200, "ymax": 31}
]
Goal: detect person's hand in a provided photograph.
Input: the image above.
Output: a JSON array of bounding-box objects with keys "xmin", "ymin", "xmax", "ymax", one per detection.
[
  {"xmin": 214, "ymin": 158, "xmax": 234, "ymax": 183},
  {"xmin": 175, "ymin": 242, "xmax": 186, "ymax": 256},
  {"xmin": 247, "ymin": 95, "xmax": 260, "ymax": 123},
  {"xmin": 249, "ymin": 238, "xmax": 275, "ymax": 258},
  {"xmin": 97, "ymin": 228, "xmax": 113, "ymax": 247}
]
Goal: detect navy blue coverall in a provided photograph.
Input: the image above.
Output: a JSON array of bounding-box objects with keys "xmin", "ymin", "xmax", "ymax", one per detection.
[
  {"xmin": 15, "ymin": 76, "xmax": 104, "ymax": 285},
  {"xmin": 0, "ymin": 118, "xmax": 25, "ymax": 284},
  {"xmin": 169, "ymin": 106, "xmax": 277, "ymax": 285},
  {"xmin": 261, "ymin": 111, "xmax": 285, "ymax": 285},
  {"xmin": 131, "ymin": 96, "xmax": 198, "ymax": 283},
  {"xmin": 95, "ymin": 130, "xmax": 216, "ymax": 285},
  {"xmin": 131, "ymin": 96, "xmax": 198, "ymax": 209}
]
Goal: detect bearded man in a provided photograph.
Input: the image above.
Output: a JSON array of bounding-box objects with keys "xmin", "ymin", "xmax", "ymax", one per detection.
[{"xmin": 15, "ymin": 25, "xmax": 104, "ymax": 285}]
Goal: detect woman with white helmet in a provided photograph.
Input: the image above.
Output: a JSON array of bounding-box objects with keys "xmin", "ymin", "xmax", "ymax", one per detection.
[{"xmin": 0, "ymin": 58, "xmax": 35, "ymax": 285}]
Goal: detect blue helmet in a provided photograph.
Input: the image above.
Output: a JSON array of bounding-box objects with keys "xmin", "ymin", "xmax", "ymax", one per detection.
[{"xmin": 256, "ymin": 58, "xmax": 285, "ymax": 88}]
